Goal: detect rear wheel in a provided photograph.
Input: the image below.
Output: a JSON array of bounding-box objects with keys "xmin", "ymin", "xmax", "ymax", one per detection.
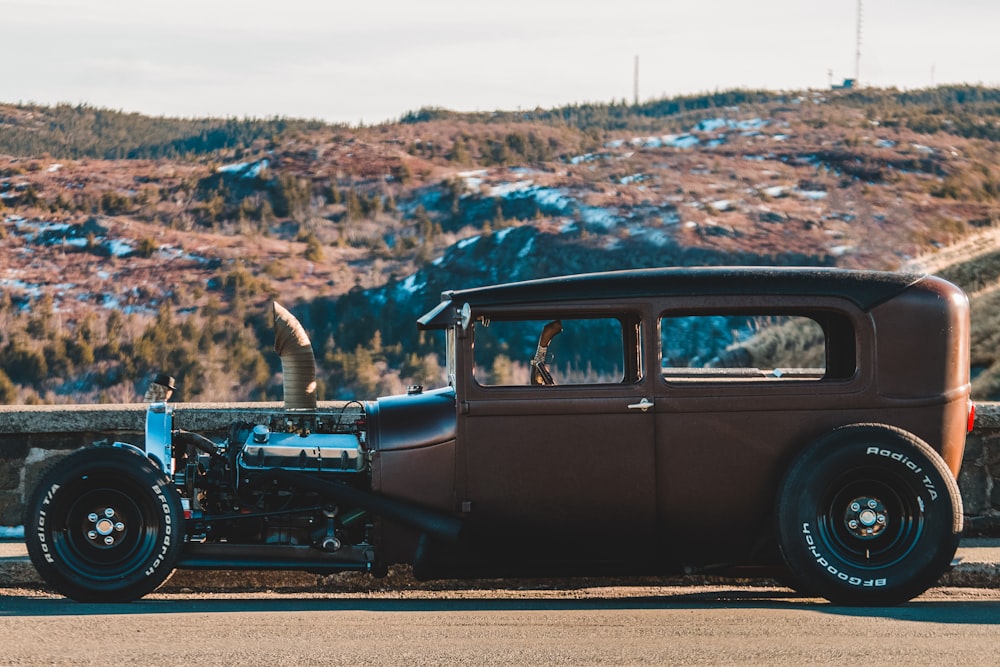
[
  {"xmin": 776, "ymin": 425, "xmax": 962, "ymax": 605},
  {"xmin": 25, "ymin": 446, "xmax": 183, "ymax": 602}
]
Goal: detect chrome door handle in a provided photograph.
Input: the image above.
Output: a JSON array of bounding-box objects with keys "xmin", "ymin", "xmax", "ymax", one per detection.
[{"xmin": 627, "ymin": 398, "xmax": 654, "ymax": 412}]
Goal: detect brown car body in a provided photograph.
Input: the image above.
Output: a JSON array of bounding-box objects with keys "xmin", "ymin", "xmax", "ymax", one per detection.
[{"xmin": 25, "ymin": 267, "xmax": 971, "ymax": 605}]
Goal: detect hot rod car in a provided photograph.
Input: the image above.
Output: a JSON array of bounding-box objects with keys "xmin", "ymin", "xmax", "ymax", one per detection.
[{"xmin": 25, "ymin": 267, "xmax": 973, "ymax": 605}]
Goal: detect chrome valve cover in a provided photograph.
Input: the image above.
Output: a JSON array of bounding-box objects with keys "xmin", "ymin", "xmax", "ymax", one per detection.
[{"xmin": 237, "ymin": 428, "xmax": 366, "ymax": 473}]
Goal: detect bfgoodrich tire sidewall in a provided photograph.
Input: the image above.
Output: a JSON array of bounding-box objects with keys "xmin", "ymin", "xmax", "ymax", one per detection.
[
  {"xmin": 26, "ymin": 446, "xmax": 183, "ymax": 602},
  {"xmin": 777, "ymin": 425, "xmax": 961, "ymax": 605}
]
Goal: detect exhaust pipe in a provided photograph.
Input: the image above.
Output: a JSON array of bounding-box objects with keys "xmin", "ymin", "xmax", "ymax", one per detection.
[
  {"xmin": 273, "ymin": 301, "xmax": 317, "ymax": 410},
  {"xmin": 258, "ymin": 469, "xmax": 464, "ymax": 544}
]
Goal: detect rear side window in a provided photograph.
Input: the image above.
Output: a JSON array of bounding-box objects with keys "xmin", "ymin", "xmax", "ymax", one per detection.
[
  {"xmin": 474, "ymin": 317, "xmax": 630, "ymax": 386},
  {"xmin": 660, "ymin": 312, "xmax": 855, "ymax": 382}
]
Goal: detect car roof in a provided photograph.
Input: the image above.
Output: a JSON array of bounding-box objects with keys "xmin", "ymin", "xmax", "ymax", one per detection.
[{"xmin": 417, "ymin": 266, "xmax": 924, "ymax": 329}]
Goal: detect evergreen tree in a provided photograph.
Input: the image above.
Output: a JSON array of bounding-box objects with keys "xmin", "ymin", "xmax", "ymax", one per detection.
[{"xmin": 0, "ymin": 367, "xmax": 17, "ymax": 403}]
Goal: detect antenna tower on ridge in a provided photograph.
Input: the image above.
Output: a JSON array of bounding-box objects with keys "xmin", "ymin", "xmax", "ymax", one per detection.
[
  {"xmin": 855, "ymin": 0, "xmax": 863, "ymax": 85},
  {"xmin": 634, "ymin": 55, "xmax": 639, "ymax": 106}
]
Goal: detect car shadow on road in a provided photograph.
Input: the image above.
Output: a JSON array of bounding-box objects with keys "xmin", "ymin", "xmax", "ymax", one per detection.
[
  {"xmin": 3, "ymin": 587, "xmax": 1000, "ymax": 623},
  {"xmin": 655, "ymin": 588, "xmax": 1000, "ymax": 623}
]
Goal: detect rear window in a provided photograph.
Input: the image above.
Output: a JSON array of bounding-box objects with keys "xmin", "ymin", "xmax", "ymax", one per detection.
[{"xmin": 660, "ymin": 313, "xmax": 855, "ymax": 382}]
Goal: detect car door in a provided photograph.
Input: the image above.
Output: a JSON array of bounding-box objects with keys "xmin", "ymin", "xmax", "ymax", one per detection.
[{"xmin": 455, "ymin": 311, "xmax": 658, "ymax": 564}]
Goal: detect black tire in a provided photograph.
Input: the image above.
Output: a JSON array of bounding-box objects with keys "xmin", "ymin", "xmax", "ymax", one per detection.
[
  {"xmin": 25, "ymin": 446, "xmax": 183, "ymax": 602},
  {"xmin": 776, "ymin": 424, "xmax": 962, "ymax": 606}
]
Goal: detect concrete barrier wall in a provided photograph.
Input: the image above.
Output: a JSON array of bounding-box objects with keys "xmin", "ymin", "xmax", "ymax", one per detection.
[
  {"xmin": 960, "ymin": 403, "xmax": 1000, "ymax": 534},
  {"xmin": 3, "ymin": 401, "xmax": 1000, "ymax": 533}
]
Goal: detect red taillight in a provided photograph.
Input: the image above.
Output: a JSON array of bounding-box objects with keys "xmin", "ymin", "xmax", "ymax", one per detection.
[{"xmin": 968, "ymin": 401, "xmax": 977, "ymax": 434}]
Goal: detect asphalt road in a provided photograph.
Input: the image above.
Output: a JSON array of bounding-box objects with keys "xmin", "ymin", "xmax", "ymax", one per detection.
[{"xmin": 3, "ymin": 585, "xmax": 1000, "ymax": 665}]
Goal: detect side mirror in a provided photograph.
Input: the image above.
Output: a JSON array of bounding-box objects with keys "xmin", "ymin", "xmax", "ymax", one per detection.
[{"xmin": 460, "ymin": 302, "xmax": 472, "ymax": 332}]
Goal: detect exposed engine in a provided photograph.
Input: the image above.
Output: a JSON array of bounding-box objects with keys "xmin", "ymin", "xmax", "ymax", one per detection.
[
  {"xmin": 143, "ymin": 302, "xmax": 460, "ymax": 575},
  {"xmin": 170, "ymin": 403, "xmax": 374, "ymax": 564},
  {"xmin": 126, "ymin": 297, "xmax": 463, "ymax": 578}
]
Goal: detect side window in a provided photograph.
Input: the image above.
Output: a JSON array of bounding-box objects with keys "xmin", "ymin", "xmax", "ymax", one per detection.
[
  {"xmin": 474, "ymin": 317, "xmax": 634, "ymax": 386},
  {"xmin": 660, "ymin": 312, "xmax": 855, "ymax": 382}
]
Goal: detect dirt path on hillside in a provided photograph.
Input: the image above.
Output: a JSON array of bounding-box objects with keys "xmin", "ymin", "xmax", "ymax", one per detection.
[{"xmin": 904, "ymin": 227, "xmax": 1000, "ymax": 274}]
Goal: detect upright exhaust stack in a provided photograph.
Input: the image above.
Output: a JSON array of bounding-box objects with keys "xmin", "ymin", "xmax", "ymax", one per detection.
[{"xmin": 273, "ymin": 301, "xmax": 317, "ymax": 410}]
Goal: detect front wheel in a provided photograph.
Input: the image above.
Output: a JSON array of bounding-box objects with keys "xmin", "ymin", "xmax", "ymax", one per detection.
[
  {"xmin": 25, "ymin": 446, "xmax": 183, "ymax": 602},
  {"xmin": 776, "ymin": 425, "xmax": 962, "ymax": 605}
]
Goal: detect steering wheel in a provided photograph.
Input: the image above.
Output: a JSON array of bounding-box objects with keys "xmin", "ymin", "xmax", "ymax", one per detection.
[{"xmin": 531, "ymin": 359, "xmax": 555, "ymax": 385}]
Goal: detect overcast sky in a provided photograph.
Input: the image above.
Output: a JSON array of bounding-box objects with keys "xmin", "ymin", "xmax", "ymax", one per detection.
[{"xmin": 2, "ymin": 0, "xmax": 997, "ymax": 125}]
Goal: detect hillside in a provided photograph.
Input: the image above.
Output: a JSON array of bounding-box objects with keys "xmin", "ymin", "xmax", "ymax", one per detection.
[{"xmin": 1, "ymin": 87, "xmax": 999, "ymax": 403}]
